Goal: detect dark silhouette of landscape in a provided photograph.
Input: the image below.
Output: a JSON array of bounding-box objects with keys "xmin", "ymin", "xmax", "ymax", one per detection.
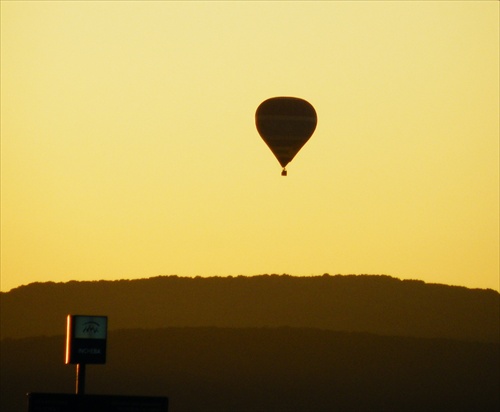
[
  {"xmin": 2, "ymin": 327, "xmax": 499, "ymax": 411},
  {"xmin": 1, "ymin": 274, "xmax": 498, "ymax": 341},
  {"xmin": 1, "ymin": 274, "xmax": 499, "ymax": 411}
]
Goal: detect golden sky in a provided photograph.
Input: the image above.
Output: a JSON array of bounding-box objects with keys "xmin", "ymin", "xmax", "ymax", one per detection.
[{"xmin": 1, "ymin": 1, "xmax": 498, "ymax": 292}]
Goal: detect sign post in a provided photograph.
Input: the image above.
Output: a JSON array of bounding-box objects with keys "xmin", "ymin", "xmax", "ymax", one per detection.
[
  {"xmin": 76, "ymin": 363, "xmax": 86, "ymax": 395},
  {"xmin": 65, "ymin": 315, "xmax": 108, "ymax": 394}
]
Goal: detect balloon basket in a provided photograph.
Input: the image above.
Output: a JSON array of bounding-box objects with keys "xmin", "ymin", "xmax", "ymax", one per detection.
[{"xmin": 281, "ymin": 169, "xmax": 287, "ymax": 176}]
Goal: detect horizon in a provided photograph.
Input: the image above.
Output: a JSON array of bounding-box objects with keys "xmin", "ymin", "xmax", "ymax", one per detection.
[
  {"xmin": 1, "ymin": 2, "xmax": 499, "ymax": 292},
  {"xmin": 3, "ymin": 273, "xmax": 499, "ymax": 294}
]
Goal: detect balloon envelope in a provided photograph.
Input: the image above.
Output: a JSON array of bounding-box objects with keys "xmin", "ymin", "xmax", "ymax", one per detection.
[{"xmin": 255, "ymin": 97, "xmax": 317, "ymax": 174}]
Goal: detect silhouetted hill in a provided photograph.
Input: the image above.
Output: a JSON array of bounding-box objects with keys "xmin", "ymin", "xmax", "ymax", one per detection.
[
  {"xmin": 1, "ymin": 327, "xmax": 498, "ymax": 412},
  {"xmin": 1, "ymin": 274, "xmax": 499, "ymax": 341}
]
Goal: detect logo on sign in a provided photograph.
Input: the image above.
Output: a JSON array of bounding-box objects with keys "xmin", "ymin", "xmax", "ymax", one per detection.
[
  {"xmin": 82, "ymin": 321, "xmax": 101, "ymax": 336},
  {"xmin": 74, "ymin": 316, "xmax": 107, "ymax": 340}
]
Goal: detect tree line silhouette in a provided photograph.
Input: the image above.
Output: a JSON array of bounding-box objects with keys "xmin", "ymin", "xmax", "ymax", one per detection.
[{"xmin": 1, "ymin": 274, "xmax": 499, "ymax": 341}]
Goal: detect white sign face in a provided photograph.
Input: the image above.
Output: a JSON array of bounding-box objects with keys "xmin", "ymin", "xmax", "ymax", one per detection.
[{"xmin": 74, "ymin": 316, "xmax": 107, "ymax": 339}]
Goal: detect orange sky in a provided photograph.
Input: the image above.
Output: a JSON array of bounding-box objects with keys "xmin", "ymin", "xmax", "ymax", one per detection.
[{"xmin": 1, "ymin": 1, "xmax": 498, "ymax": 292}]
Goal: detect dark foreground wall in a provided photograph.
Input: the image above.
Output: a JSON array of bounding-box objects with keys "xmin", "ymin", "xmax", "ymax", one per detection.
[{"xmin": 2, "ymin": 327, "xmax": 499, "ymax": 412}]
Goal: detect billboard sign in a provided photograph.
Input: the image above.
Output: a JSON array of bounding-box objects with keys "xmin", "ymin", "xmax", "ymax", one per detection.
[
  {"xmin": 28, "ymin": 393, "xmax": 169, "ymax": 412},
  {"xmin": 65, "ymin": 315, "xmax": 107, "ymax": 364}
]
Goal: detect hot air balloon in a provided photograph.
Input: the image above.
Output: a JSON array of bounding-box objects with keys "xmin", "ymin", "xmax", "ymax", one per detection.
[{"xmin": 255, "ymin": 96, "xmax": 317, "ymax": 176}]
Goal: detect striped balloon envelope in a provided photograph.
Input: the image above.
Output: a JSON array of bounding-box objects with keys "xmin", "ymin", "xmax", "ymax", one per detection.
[{"xmin": 255, "ymin": 97, "xmax": 317, "ymax": 176}]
